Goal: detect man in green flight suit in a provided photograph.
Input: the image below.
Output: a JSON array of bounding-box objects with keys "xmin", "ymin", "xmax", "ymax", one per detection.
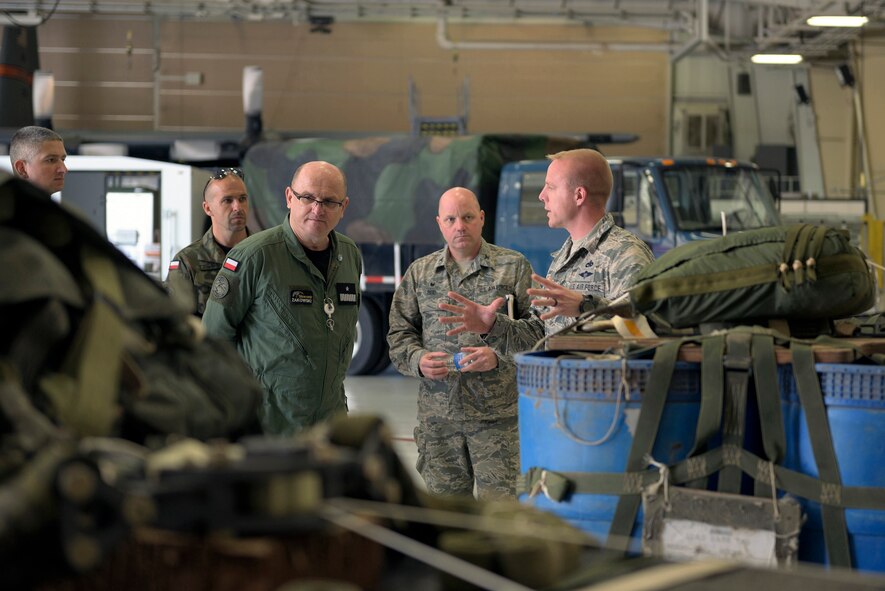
[
  {"xmin": 165, "ymin": 167, "xmax": 250, "ymax": 316},
  {"xmin": 202, "ymin": 161, "xmax": 362, "ymax": 436}
]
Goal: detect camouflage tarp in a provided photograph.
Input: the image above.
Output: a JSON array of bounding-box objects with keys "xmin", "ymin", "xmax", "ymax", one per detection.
[{"xmin": 242, "ymin": 134, "xmax": 583, "ymax": 245}]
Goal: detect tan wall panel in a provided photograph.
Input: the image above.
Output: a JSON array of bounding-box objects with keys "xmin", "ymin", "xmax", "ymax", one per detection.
[
  {"xmin": 57, "ymin": 86, "xmax": 153, "ymax": 117},
  {"xmin": 810, "ymin": 67, "xmax": 855, "ymax": 197},
  {"xmin": 860, "ymin": 41, "xmax": 885, "ymax": 210},
  {"xmin": 38, "ymin": 16, "xmax": 154, "ymax": 50},
  {"xmin": 35, "ymin": 16, "xmax": 669, "ymax": 150},
  {"xmin": 39, "ymin": 52, "xmax": 154, "ymax": 83},
  {"xmin": 161, "ymin": 22, "xmax": 443, "ymax": 60}
]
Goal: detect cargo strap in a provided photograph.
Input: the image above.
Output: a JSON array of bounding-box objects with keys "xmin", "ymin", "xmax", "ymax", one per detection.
[
  {"xmin": 792, "ymin": 342, "xmax": 851, "ymax": 568},
  {"xmin": 683, "ymin": 335, "xmax": 723, "ymax": 490},
  {"xmin": 718, "ymin": 332, "xmax": 751, "ymax": 493},
  {"xmin": 750, "ymin": 334, "xmax": 786, "ymax": 499},
  {"xmin": 41, "ymin": 246, "xmax": 126, "ymax": 437},
  {"xmin": 605, "ymin": 340, "xmax": 680, "ymax": 553},
  {"xmin": 521, "ymin": 443, "xmax": 885, "ymax": 511}
]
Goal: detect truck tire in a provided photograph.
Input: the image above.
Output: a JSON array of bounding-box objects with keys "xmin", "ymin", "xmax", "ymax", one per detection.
[{"xmin": 348, "ymin": 297, "xmax": 389, "ymax": 376}]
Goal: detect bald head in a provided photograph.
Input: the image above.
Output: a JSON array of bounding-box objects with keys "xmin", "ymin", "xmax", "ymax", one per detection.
[
  {"xmin": 437, "ymin": 187, "xmax": 484, "ymax": 261},
  {"xmin": 438, "ymin": 187, "xmax": 480, "ymax": 214},
  {"xmin": 285, "ymin": 160, "xmax": 349, "ymax": 250},
  {"xmin": 292, "ymin": 161, "xmax": 348, "ymax": 195},
  {"xmin": 547, "ymin": 148, "xmax": 613, "ymax": 204}
]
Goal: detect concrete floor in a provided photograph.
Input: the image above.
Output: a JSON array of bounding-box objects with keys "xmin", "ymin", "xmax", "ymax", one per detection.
[{"xmin": 344, "ymin": 369, "xmax": 422, "ymax": 487}]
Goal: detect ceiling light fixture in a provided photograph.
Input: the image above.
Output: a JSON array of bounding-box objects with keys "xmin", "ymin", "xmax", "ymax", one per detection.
[
  {"xmin": 806, "ymin": 15, "xmax": 869, "ymax": 27},
  {"xmin": 751, "ymin": 54, "xmax": 803, "ymax": 65}
]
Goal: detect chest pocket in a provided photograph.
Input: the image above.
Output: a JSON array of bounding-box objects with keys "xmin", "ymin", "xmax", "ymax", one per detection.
[
  {"xmin": 416, "ymin": 283, "xmax": 448, "ymax": 327},
  {"xmin": 198, "ymin": 260, "xmax": 222, "ymax": 273},
  {"xmin": 466, "ymin": 275, "xmax": 514, "ymax": 308}
]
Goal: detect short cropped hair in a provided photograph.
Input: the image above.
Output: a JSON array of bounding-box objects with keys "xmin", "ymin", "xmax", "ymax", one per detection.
[{"xmin": 10, "ymin": 126, "xmax": 64, "ymax": 175}]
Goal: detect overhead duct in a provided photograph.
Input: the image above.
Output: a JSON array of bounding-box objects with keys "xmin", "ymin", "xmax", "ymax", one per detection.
[
  {"xmin": 435, "ymin": 17, "xmax": 672, "ymax": 53},
  {"xmin": 671, "ymin": 0, "xmax": 727, "ymax": 63}
]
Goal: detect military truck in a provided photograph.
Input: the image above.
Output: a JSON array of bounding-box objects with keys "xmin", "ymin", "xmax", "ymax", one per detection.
[{"xmin": 242, "ymin": 135, "xmax": 781, "ymax": 375}]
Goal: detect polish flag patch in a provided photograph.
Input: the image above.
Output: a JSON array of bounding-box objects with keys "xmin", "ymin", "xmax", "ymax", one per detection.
[
  {"xmin": 223, "ymin": 257, "xmax": 240, "ymax": 272},
  {"xmin": 168, "ymin": 260, "xmax": 180, "ymax": 271}
]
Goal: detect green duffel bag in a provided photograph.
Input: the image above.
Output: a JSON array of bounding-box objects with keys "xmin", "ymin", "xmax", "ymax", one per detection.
[{"xmin": 629, "ymin": 224, "xmax": 876, "ymax": 329}]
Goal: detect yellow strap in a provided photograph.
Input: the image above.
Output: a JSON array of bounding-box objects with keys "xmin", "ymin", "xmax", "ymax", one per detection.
[{"xmin": 583, "ymin": 559, "xmax": 739, "ymax": 591}]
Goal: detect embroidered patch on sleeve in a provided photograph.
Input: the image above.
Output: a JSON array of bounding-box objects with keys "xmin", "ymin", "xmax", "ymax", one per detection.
[
  {"xmin": 211, "ymin": 275, "xmax": 230, "ymax": 299},
  {"xmin": 169, "ymin": 260, "xmax": 180, "ymax": 271},
  {"xmin": 223, "ymin": 257, "xmax": 239, "ymax": 272}
]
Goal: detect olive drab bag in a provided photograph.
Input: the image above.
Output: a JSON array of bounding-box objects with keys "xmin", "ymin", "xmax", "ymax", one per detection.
[
  {"xmin": 0, "ymin": 175, "xmax": 262, "ymax": 442},
  {"xmin": 629, "ymin": 224, "xmax": 876, "ymax": 329}
]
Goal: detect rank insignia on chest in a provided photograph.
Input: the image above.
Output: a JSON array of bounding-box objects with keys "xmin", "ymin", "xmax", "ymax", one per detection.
[
  {"xmin": 336, "ymin": 283, "xmax": 358, "ymax": 305},
  {"xmin": 223, "ymin": 257, "xmax": 239, "ymax": 272},
  {"xmin": 290, "ymin": 289, "xmax": 313, "ymax": 305}
]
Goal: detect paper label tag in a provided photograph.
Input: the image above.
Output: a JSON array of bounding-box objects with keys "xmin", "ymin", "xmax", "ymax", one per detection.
[{"xmin": 660, "ymin": 518, "xmax": 777, "ymax": 567}]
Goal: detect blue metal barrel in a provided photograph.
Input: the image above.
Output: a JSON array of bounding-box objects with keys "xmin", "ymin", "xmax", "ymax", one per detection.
[
  {"xmin": 515, "ymin": 351, "xmax": 702, "ymax": 548},
  {"xmin": 782, "ymin": 363, "xmax": 885, "ymax": 572}
]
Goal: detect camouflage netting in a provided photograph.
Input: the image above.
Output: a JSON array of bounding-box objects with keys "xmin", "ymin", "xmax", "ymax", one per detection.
[{"xmin": 243, "ymin": 134, "xmax": 584, "ymax": 244}]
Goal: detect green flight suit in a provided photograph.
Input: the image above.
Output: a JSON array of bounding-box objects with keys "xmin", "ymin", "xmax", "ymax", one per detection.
[
  {"xmin": 165, "ymin": 228, "xmax": 227, "ymax": 316},
  {"xmin": 202, "ymin": 219, "xmax": 362, "ymax": 436}
]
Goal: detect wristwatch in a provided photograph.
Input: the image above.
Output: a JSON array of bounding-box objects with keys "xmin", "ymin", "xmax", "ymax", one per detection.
[{"xmin": 578, "ymin": 294, "xmax": 596, "ymax": 316}]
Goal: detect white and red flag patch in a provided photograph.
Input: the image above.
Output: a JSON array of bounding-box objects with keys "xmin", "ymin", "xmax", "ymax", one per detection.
[
  {"xmin": 168, "ymin": 260, "xmax": 180, "ymax": 271},
  {"xmin": 223, "ymin": 257, "xmax": 240, "ymax": 272}
]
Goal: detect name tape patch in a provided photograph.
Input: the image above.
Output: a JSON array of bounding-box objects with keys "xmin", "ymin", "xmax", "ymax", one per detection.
[{"xmin": 290, "ymin": 288, "xmax": 314, "ymax": 305}]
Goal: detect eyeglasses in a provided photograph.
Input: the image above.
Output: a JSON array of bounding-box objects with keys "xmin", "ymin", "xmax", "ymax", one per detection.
[
  {"xmin": 291, "ymin": 190, "xmax": 345, "ymax": 210},
  {"xmin": 204, "ymin": 168, "xmax": 245, "ymax": 197}
]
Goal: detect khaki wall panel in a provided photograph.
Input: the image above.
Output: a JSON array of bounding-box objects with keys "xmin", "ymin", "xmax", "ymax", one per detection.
[
  {"xmin": 34, "ymin": 16, "xmax": 669, "ymax": 152},
  {"xmin": 57, "ymin": 86, "xmax": 153, "ymax": 117},
  {"xmin": 39, "ymin": 52, "xmax": 154, "ymax": 83},
  {"xmin": 39, "ymin": 16, "xmax": 154, "ymax": 50}
]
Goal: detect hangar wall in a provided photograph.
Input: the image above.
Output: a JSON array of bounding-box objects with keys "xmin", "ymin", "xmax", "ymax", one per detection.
[{"xmin": 36, "ymin": 16, "xmax": 669, "ymax": 156}]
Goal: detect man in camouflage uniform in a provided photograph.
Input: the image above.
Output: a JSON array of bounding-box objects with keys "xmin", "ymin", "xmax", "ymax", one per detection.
[
  {"xmin": 388, "ymin": 187, "xmax": 534, "ymax": 499},
  {"xmin": 165, "ymin": 168, "xmax": 250, "ymax": 316},
  {"xmin": 440, "ymin": 148, "xmax": 653, "ymax": 348}
]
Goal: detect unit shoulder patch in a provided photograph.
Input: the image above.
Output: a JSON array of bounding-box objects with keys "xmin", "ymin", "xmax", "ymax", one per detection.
[{"xmin": 211, "ymin": 275, "xmax": 230, "ymax": 299}]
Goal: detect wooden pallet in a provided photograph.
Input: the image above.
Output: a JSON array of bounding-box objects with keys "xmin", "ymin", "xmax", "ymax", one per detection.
[
  {"xmin": 37, "ymin": 526, "xmax": 384, "ymax": 591},
  {"xmin": 546, "ymin": 334, "xmax": 885, "ymax": 364}
]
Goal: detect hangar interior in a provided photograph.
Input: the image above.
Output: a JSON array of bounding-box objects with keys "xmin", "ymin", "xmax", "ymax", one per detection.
[{"xmin": 2, "ymin": 1, "xmax": 885, "ymax": 589}]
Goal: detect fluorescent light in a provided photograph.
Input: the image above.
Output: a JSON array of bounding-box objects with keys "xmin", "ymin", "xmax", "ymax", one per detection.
[
  {"xmin": 807, "ymin": 15, "xmax": 869, "ymax": 27},
  {"xmin": 751, "ymin": 54, "xmax": 803, "ymax": 65}
]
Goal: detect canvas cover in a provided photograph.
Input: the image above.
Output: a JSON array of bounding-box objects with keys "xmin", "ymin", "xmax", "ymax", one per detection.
[
  {"xmin": 242, "ymin": 134, "xmax": 583, "ymax": 244},
  {"xmin": 629, "ymin": 224, "xmax": 876, "ymax": 328}
]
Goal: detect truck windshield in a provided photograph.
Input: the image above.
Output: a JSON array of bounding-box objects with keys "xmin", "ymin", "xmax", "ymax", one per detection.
[{"xmin": 660, "ymin": 165, "xmax": 779, "ymax": 232}]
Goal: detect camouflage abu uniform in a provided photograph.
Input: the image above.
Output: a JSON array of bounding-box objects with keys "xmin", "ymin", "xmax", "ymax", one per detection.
[
  {"xmin": 485, "ymin": 213, "xmax": 653, "ymax": 350},
  {"xmin": 165, "ymin": 228, "xmax": 231, "ymax": 316},
  {"xmin": 388, "ymin": 240, "xmax": 535, "ymax": 499}
]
